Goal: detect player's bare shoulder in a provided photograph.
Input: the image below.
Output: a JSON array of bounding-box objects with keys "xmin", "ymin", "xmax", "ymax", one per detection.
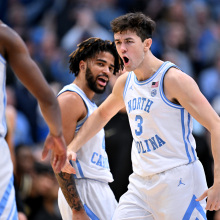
[
  {"xmin": 0, "ymin": 21, "xmax": 17, "ymax": 43},
  {"xmin": 0, "ymin": 21, "xmax": 28, "ymax": 59},
  {"xmin": 58, "ymin": 89, "xmax": 87, "ymax": 120},
  {"xmin": 164, "ymin": 67, "xmax": 197, "ymax": 104},
  {"xmin": 165, "ymin": 67, "xmax": 196, "ymax": 89},
  {"xmin": 0, "ymin": 20, "xmax": 8, "ymax": 33},
  {"xmin": 58, "ymin": 90, "xmax": 85, "ymax": 108}
]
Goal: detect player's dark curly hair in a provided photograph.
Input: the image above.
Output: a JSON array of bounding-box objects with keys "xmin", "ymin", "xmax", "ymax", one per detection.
[
  {"xmin": 69, "ymin": 37, "xmax": 124, "ymax": 76},
  {"xmin": 111, "ymin": 12, "xmax": 156, "ymax": 42}
]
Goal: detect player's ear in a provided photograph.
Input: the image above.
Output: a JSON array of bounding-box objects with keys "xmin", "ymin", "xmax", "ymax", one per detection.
[
  {"xmin": 144, "ymin": 38, "xmax": 152, "ymax": 51},
  {"xmin": 79, "ymin": 60, "xmax": 86, "ymax": 71}
]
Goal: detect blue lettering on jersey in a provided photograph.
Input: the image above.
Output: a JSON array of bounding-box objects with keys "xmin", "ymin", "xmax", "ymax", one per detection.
[
  {"xmin": 135, "ymin": 134, "xmax": 166, "ymax": 153},
  {"xmin": 128, "ymin": 97, "xmax": 153, "ymax": 113},
  {"xmin": 91, "ymin": 152, "xmax": 109, "ymax": 169},
  {"xmin": 148, "ymin": 137, "xmax": 159, "ymax": 150},
  {"xmin": 155, "ymin": 134, "xmax": 166, "ymax": 147}
]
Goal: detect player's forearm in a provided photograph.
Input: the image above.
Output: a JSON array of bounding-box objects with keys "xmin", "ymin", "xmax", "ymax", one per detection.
[
  {"xmin": 210, "ymin": 124, "xmax": 220, "ymax": 184},
  {"xmin": 38, "ymin": 92, "xmax": 63, "ymax": 137},
  {"xmin": 55, "ymin": 172, "xmax": 85, "ymax": 211}
]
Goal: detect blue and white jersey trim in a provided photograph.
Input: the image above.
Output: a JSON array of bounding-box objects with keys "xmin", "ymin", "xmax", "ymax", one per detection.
[
  {"xmin": 0, "ymin": 175, "xmax": 18, "ymax": 219},
  {"xmin": 181, "ymin": 109, "xmax": 196, "ymax": 163},
  {"xmin": 0, "ymin": 55, "xmax": 6, "ymax": 64},
  {"xmin": 183, "ymin": 195, "xmax": 207, "ymax": 220},
  {"xmin": 159, "ymin": 63, "xmax": 184, "ymax": 109},
  {"xmin": 123, "ymin": 72, "xmax": 132, "ymax": 99},
  {"xmin": 134, "ymin": 61, "xmax": 168, "ymax": 86}
]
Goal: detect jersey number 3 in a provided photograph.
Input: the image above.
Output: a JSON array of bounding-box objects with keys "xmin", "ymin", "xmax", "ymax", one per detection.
[{"xmin": 135, "ymin": 115, "xmax": 143, "ymax": 136}]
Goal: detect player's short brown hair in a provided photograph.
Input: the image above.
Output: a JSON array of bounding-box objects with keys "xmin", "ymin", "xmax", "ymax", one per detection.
[{"xmin": 111, "ymin": 12, "xmax": 156, "ymax": 42}]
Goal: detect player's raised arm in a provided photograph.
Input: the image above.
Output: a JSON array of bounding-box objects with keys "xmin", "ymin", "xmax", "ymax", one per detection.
[
  {"xmin": 0, "ymin": 22, "xmax": 66, "ymax": 172},
  {"xmin": 67, "ymin": 72, "xmax": 127, "ymax": 154},
  {"xmin": 164, "ymin": 67, "xmax": 220, "ymax": 211}
]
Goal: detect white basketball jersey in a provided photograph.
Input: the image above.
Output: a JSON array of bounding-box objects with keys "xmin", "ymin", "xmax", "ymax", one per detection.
[
  {"xmin": 58, "ymin": 83, "xmax": 113, "ymax": 183},
  {"xmin": 123, "ymin": 61, "xmax": 197, "ymax": 177},
  {"xmin": 0, "ymin": 54, "xmax": 17, "ymax": 219},
  {"xmin": 0, "ymin": 54, "xmax": 7, "ymax": 138}
]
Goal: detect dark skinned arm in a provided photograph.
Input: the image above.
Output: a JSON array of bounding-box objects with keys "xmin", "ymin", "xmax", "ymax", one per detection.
[{"xmin": 55, "ymin": 92, "xmax": 89, "ymax": 219}]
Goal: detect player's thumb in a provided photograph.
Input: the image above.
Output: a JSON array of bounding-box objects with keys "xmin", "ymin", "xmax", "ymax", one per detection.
[
  {"xmin": 196, "ymin": 190, "xmax": 208, "ymax": 201},
  {"xmin": 67, "ymin": 151, "xmax": 77, "ymax": 161},
  {"xmin": 42, "ymin": 135, "xmax": 53, "ymax": 160}
]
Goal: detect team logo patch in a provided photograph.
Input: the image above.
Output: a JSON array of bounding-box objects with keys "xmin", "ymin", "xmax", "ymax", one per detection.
[{"xmin": 151, "ymin": 89, "xmax": 157, "ymax": 97}]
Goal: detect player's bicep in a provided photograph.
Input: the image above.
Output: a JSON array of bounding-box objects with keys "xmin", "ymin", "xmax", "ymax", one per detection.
[
  {"xmin": 180, "ymin": 86, "xmax": 219, "ymax": 131},
  {"xmin": 165, "ymin": 69, "xmax": 220, "ymax": 131},
  {"xmin": 58, "ymin": 92, "xmax": 86, "ymax": 145},
  {"xmin": 4, "ymin": 27, "xmax": 50, "ymax": 98}
]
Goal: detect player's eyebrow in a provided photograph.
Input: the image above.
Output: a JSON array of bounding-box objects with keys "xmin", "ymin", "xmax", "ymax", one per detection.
[
  {"xmin": 96, "ymin": 58, "xmax": 115, "ymax": 68},
  {"xmin": 115, "ymin": 37, "xmax": 133, "ymax": 42}
]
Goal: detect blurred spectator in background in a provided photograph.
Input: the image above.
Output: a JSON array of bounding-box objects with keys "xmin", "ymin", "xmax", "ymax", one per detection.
[
  {"xmin": 61, "ymin": 5, "xmax": 113, "ymax": 54},
  {"xmin": 6, "ymin": 85, "xmax": 34, "ymax": 147},
  {"xmin": 162, "ymin": 22, "xmax": 194, "ymax": 78},
  {"xmin": 15, "ymin": 144, "xmax": 61, "ymax": 220},
  {"xmin": 87, "ymin": 0, "xmax": 125, "ymax": 30},
  {"xmin": 198, "ymin": 50, "xmax": 220, "ymax": 102}
]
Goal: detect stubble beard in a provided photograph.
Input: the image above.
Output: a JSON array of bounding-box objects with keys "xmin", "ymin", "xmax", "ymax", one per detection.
[{"xmin": 85, "ymin": 66, "xmax": 106, "ymax": 94}]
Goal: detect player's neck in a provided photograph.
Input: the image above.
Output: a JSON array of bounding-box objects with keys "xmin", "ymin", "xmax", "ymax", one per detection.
[
  {"xmin": 134, "ymin": 56, "xmax": 163, "ymax": 81},
  {"xmin": 73, "ymin": 79, "xmax": 95, "ymax": 101}
]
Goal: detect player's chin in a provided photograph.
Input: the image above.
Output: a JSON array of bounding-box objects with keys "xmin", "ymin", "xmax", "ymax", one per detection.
[{"xmin": 95, "ymin": 85, "xmax": 106, "ymax": 94}]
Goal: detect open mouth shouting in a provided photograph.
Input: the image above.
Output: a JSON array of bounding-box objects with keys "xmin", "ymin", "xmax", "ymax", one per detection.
[
  {"xmin": 97, "ymin": 75, "xmax": 109, "ymax": 87},
  {"xmin": 123, "ymin": 56, "xmax": 129, "ymax": 66}
]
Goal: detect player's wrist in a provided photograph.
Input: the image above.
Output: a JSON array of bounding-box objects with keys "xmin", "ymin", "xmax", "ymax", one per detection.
[{"xmin": 49, "ymin": 130, "xmax": 63, "ymax": 138}]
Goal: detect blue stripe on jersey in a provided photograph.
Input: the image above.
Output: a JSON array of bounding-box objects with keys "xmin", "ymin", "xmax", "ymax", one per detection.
[
  {"xmin": 11, "ymin": 207, "xmax": 18, "ymax": 220},
  {"xmin": 69, "ymin": 160, "xmax": 84, "ymax": 178},
  {"xmin": 0, "ymin": 55, "xmax": 6, "ymax": 64},
  {"xmin": 76, "ymin": 116, "xmax": 88, "ymax": 133},
  {"xmin": 2, "ymin": 71, "xmax": 7, "ymax": 136},
  {"xmin": 7, "ymin": 198, "xmax": 17, "ymax": 220},
  {"xmin": 134, "ymin": 61, "xmax": 168, "ymax": 85},
  {"xmin": 0, "ymin": 175, "xmax": 14, "ymax": 217},
  {"xmin": 187, "ymin": 113, "xmax": 197, "ymax": 161},
  {"xmin": 181, "ymin": 109, "xmax": 192, "ymax": 163},
  {"xmin": 182, "ymin": 195, "xmax": 207, "ymax": 220},
  {"xmin": 160, "ymin": 64, "xmax": 183, "ymax": 109},
  {"xmin": 84, "ymin": 204, "xmax": 100, "ymax": 220},
  {"xmin": 123, "ymin": 72, "xmax": 132, "ymax": 99},
  {"xmin": 76, "ymin": 159, "xmax": 85, "ymax": 178}
]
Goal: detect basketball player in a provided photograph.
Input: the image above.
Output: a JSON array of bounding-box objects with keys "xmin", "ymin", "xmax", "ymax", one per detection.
[
  {"xmin": 0, "ymin": 21, "xmax": 66, "ymax": 219},
  {"xmin": 55, "ymin": 38, "xmax": 123, "ymax": 220},
  {"xmin": 64, "ymin": 12, "xmax": 220, "ymax": 219}
]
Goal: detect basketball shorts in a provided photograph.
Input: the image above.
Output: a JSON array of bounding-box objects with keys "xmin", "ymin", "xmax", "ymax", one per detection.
[
  {"xmin": 113, "ymin": 160, "xmax": 208, "ymax": 220},
  {"xmin": 58, "ymin": 178, "xmax": 117, "ymax": 220}
]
